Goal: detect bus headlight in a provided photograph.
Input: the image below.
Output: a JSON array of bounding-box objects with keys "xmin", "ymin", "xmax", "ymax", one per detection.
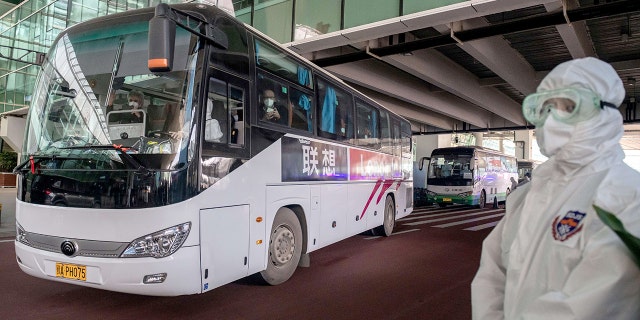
[
  {"xmin": 457, "ymin": 191, "xmax": 472, "ymax": 197},
  {"xmin": 426, "ymin": 190, "xmax": 437, "ymax": 197},
  {"xmin": 121, "ymin": 222, "xmax": 191, "ymax": 258},
  {"xmin": 16, "ymin": 223, "xmax": 29, "ymax": 246}
]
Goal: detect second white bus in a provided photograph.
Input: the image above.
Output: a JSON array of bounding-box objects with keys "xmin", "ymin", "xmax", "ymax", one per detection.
[{"xmin": 421, "ymin": 146, "xmax": 517, "ymax": 208}]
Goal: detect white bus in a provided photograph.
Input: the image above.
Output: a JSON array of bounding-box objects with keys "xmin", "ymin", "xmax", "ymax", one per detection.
[
  {"xmin": 13, "ymin": 3, "xmax": 413, "ymax": 296},
  {"xmin": 420, "ymin": 146, "xmax": 517, "ymax": 208},
  {"xmin": 517, "ymin": 159, "xmax": 541, "ymax": 183}
]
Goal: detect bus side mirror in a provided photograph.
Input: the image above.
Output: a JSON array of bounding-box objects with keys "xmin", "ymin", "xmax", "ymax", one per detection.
[
  {"xmin": 148, "ymin": 3, "xmax": 176, "ymax": 72},
  {"xmin": 418, "ymin": 156, "xmax": 430, "ymax": 171}
]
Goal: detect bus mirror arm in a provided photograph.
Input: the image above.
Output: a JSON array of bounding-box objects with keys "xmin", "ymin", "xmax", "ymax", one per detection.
[
  {"xmin": 418, "ymin": 156, "xmax": 430, "ymax": 171},
  {"xmin": 148, "ymin": 3, "xmax": 228, "ymax": 73}
]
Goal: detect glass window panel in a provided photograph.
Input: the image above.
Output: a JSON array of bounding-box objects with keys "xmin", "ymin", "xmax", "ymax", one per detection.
[
  {"xmin": 294, "ymin": 0, "xmax": 341, "ymax": 41},
  {"xmin": 355, "ymin": 100, "xmax": 380, "ymax": 149},
  {"xmin": 403, "ymin": 0, "xmax": 466, "ymax": 15},
  {"xmin": 234, "ymin": 0, "xmax": 252, "ymax": 24},
  {"xmin": 253, "ymin": 0, "xmax": 293, "ymax": 43},
  {"xmin": 344, "ymin": 0, "xmax": 399, "ymax": 29},
  {"xmin": 317, "ymin": 78, "xmax": 354, "ymax": 142},
  {"xmin": 289, "ymin": 86, "xmax": 313, "ymax": 132},
  {"xmin": 257, "ymin": 73, "xmax": 291, "ymax": 127},
  {"xmin": 255, "ymin": 38, "xmax": 312, "ymax": 89}
]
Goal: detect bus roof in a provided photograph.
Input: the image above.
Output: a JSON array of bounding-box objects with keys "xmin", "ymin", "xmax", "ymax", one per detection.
[{"xmin": 431, "ymin": 146, "xmax": 515, "ymax": 157}]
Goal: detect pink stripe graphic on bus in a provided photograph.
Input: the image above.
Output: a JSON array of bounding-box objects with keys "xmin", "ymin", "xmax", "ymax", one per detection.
[{"xmin": 360, "ymin": 179, "xmax": 384, "ymax": 219}]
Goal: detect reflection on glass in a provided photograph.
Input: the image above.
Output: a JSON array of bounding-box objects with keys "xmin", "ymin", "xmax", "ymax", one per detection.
[{"xmin": 24, "ymin": 20, "xmax": 200, "ymax": 171}]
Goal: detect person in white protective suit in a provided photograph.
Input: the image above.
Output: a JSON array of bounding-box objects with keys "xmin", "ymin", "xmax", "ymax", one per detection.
[{"xmin": 471, "ymin": 57, "xmax": 640, "ymax": 319}]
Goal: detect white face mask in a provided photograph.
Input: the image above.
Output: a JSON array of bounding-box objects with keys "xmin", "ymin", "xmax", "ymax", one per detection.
[
  {"xmin": 537, "ymin": 116, "xmax": 575, "ymax": 157},
  {"xmin": 264, "ymin": 98, "xmax": 274, "ymax": 108},
  {"xmin": 128, "ymin": 101, "xmax": 139, "ymax": 108}
]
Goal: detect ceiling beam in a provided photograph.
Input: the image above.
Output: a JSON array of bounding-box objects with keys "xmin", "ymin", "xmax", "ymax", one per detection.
[
  {"xmin": 307, "ymin": 0, "xmax": 640, "ymax": 67},
  {"xmin": 382, "ymin": 50, "xmax": 526, "ymax": 125},
  {"xmin": 326, "ymin": 60, "xmax": 493, "ymax": 128},
  {"xmin": 545, "ymin": 0, "xmax": 596, "ymax": 58},
  {"xmin": 433, "ymin": 19, "xmax": 539, "ymax": 96},
  {"xmin": 353, "ymin": 85, "xmax": 460, "ymax": 130}
]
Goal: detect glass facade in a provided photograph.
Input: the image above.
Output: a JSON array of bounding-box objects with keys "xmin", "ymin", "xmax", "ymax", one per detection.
[
  {"xmin": 0, "ymin": 0, "xmax": 184, "ymax": 114},
  {"xmin": 0, "ymin": 0, "xmax": 467, "ymax": 120}
]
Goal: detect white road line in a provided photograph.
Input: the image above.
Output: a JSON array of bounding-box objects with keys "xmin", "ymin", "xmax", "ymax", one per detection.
[
  {"xmin": 402, "ymin": 209, "xmax": 504, "ymax": 226},
  {"xmin": 464, "ymin": 221, "xmax": 501, "ymax": 231},
  {"xmin": 432, "ymin": 213, "xmax": 505, "ymax": 228},
  {"xmin": 0, "ymin": 239, "xmax": 14, "ymax": 243},
  {"xmin": 391, "ymin": 228, "xmax": 420, "ymax": 236},
  {"xmin": 399, "ymin": 209, "xmax": 479, "ymax": 221},
  {"xmin": 364, "ymin": 228, "xmax": 420, "ymax": 240}
]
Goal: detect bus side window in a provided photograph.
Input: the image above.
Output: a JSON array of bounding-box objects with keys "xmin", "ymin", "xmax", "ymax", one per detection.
[
  {"xmin": 317, "ymin": 78, "xmax": 353, "ymax": 142},
  {"xmin": 204, "ymin": 77, "xmax": 245, "ymax": 145},
  {"xmin": 257, "ymin": 74, "xmax": 291, "ymax": 127},
  {"xmin": 205, "ymin": 99, "xmax": 227, "ymax": 143},
  {"xmin": 289, "ymin": 87, "xmax": 313, "ymax": 132},
  {"xmin": 379, "ymin": 110, "xmax": 391, "ymax": 154},
  {"xmin": 355, "ymin": 100, "xmax": 380, "ymax": 149}
]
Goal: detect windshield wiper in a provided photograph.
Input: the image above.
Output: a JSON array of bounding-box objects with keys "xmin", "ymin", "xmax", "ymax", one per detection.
[
  {"xmin": 13, "ymin": 154, "xmax": 85, "ymax": 174},
  {"xmin": 60, "ymin": 144, "xmax": 150, "ymax": 174}
]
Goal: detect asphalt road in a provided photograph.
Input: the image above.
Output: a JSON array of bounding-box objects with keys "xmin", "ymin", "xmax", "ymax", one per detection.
[{"xmin": 0, "ymin": 205, "xmax": 499, "ymax": 320}]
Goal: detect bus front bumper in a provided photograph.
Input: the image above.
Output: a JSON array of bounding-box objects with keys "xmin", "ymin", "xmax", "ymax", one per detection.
[
  {"xmin": 15, "ymin": 241, "xmax": 202, "ymax": 296},
  {"xmin": 428, "ymin": 194, "xmax": 475, "ymax": 206}
]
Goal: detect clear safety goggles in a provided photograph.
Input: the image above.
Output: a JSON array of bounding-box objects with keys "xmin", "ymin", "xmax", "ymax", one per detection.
[{"xmin": 522, "ymin": 87, "xmax": 616, "ymax": 127}]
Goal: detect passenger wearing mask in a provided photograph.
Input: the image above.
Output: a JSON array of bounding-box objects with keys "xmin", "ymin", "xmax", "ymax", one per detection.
[
  {"xmin": 119, "ymin": 90, "xmax": 145, "ymax": 124},
  {"xmin": 259, "ymin": 89, "xmax": 289, "ymax": 125},
  {"xmin": 471, "ymin": 57, "xmax": 640, "ymax": 319}
]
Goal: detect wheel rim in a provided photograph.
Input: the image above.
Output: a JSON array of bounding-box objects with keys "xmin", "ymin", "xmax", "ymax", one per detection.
[
  {"xmin": 270, "ymin": 224, "xmax": 295, "ymax": 266},
  {"xmin": 385, "ymin": 200, "xmax": 395, "ymax": 233}
]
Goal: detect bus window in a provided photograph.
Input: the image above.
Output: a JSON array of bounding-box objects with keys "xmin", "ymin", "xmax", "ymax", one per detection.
[
  {"xmin": 379, "ymin": 110, "xmax": 391, "ymax": 153},
  {"xmin": 210, "ymin": 16, "xmax": 249, "ymax": 76},
  {"xmin": 204, "ymin": 77, "xmax": 245, "ymax": 145},
  {"xmin": 257, "ymin": 74, "xmax": 291, "ymax": 127},
  {"xmin": 317, "ymin": 78, "xmax": 354, "ymax": 141},
  {"xmin": 355, "ymin": 100, "xmax": 380, "ymax": 149},
  {"xmin": 254, "ymin": 38, "xmax": 313, "ymax": 89},
  {"xmin": 289, "ymin": 86, "xmax": 314, "ymax": 132}
]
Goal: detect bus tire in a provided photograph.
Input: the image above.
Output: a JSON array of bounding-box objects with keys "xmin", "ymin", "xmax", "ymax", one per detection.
[
  {"xmin": 373, "ymin": 195, "xmax": 395, "ymax": 237},
  {"xmin": 259, "ymin": 207, "xmax": 302, "ymax": 286},
  {"xmin": 477, "ymin": 190, "xmax": 486, "ymax": 209}
]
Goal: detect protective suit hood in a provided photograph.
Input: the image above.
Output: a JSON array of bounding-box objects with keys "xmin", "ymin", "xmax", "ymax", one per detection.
[{"xmin": 535, "ymin": 57, "xmax": 625, "ymax": 177}]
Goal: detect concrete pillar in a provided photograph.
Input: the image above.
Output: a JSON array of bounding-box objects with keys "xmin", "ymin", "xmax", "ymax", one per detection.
[
  {"xmin": 0, "ymin": 116, "xmax": 26, "ymax": 153},
  {"xmin": 514, "ymin": 129, "xmax": 534, "ymax": 160},
  {"xmin": 413, "ymin": 134, "xmax": 451, "ymax": 190},
  {"xmin": 474, "ymin": 132, "xmax": 484, "ymax": 146}
]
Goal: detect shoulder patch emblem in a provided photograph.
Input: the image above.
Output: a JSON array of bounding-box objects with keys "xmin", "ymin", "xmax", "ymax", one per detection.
[{"xmin": 552, "ymin": 210, "xmax": 587, "ymax": 242}]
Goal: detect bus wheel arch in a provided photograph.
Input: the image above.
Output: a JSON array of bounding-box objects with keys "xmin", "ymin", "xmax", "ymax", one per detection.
[
  {"xmin": 286, "ymin": 205, "xmax": 308, "ymax": 255},
  {"xmin": 259, "ymin": 206, "xmax": 303, "ymax": 285}
]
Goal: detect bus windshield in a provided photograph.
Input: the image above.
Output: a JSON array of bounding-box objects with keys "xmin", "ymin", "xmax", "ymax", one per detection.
[
  {"xmin": 24, "ymin": 19, "xmax": 201, "ymax": 171},
  {"xmin": 428, "ymin": 154, "xmax": 473, "ymax": 180}
]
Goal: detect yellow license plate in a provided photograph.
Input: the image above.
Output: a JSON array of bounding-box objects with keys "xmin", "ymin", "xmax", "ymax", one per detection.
[
  {"xmin": 443, "ymin": 197, "xmax": 452, "ymax": 202},
  {"xmin": 56, "ymin": 262, "xmax": 86, "ymax": 281}
]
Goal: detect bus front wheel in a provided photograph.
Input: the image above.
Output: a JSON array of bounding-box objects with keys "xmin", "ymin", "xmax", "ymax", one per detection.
[
  {"xmin": 259, "ymin": 207, "xmax": 303, "ymax": 285},
  {"xmin": 373, "ymin": 195, "xmax": 395, "ymax": 237}
]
